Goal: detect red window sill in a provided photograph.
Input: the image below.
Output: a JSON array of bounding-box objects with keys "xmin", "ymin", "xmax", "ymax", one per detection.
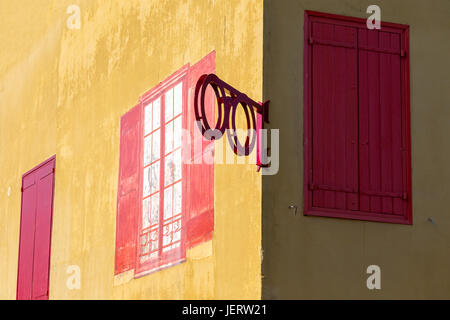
[
  {"xmin": 134, "ymin": 257, "xmax": 186, "ymax": 279},
  {"xmin": 305, "ymin": 207, "xmax": 412, "ymax": 225}
]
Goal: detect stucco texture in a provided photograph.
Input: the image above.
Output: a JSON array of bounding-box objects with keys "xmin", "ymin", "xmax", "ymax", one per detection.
[{"xmin": 0, "ymin": 0, "xmax": 262, "ymax": 299}]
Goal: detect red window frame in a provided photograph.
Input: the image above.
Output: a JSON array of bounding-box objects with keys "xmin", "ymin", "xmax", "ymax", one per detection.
[
  {"xmin": 114, "ymin": 52, "xmax": 215, "ymax": 277},
  {"xmin": 135, "ymin": 66, "xmax": 188, "ymax": 276},
  {"xmin": 303, "ymin": 11, "xmax": 412, "ymax": 224}
]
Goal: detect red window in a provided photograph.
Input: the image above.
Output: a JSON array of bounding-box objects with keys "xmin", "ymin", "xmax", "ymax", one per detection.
[
  {"xmin": 137, "ymin": 70, "xmax": 186, "ymax": 275},
  {"xmin": 17, "ymin": 156, "xmax": 56, "ymax": 300},
  {"xmin": 303, "ymin": 11, "xmax": 411, "ymax": 224},
  {"xmin": 115, "ymin": 52, "xmax": 215, "ymax": 276}
]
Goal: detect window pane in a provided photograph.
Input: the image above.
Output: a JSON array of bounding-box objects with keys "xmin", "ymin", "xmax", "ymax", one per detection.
[
  {"xmin": 164, "ymin": 153, "xmax": 174, "ymax": 186},
  {"xmin": 151, "ymin": 161, "xmax": 160, "ymax": 193},
  {"xmin": 152, "ymin": 129, "xmax": 160, "ymax": 162},
  {"xmin": 174, "ymin": 182, "xmax": 182, "ymax": 215},
  {"xmin": 165, "ymin": 121, "xmax": 173, "ymax": 154},
  {"xmin": 164, "ymin": 186, "xmax": 173, "ymax": 220},
  {"xmin": 173, "ymin": 116, "xmax": 182, "ymax": 150},
  {"xmin": 150, "ymin": 193, "xmax": 159, "ymax": 226},
  {"xmin": 140, "ymin": 227, "xmax": 159, "ymax": 262},
  {"xmin": 153, "ymin": 97, "xmax": 160, "ymax": 129},
  {"xmin": 140, "ymin": 233, "xmax": 148, "ymax": 246},
  {"xmin": 140, "ymin": 234, "xmax": 150, "ymax": 255},
  {"xmin": 165, "ymin": 88, "xmax": 173, "ymax": 122},
  {"xmin": 174, "ymin": 149, "xmax": 182, "ymax": 182},
  {"xmin": 150, "ymin": 229, "xmax": 159, "ymax": 252},
  {"xmin": 143, "ymin": 166, "xmax": 150, "ymax": 197},
  {"xmin": 173, "ymin": 220, "xmax": 181, "ymax": 242},
  {"xmin": 142, "ymin": 198, "xmax": 151, "ymax": 229},
  {"xmin": 174, "ymin": 82, "xmax": 183, "ymax": 116},
  {"xmin": 144, "ymin": 103, "xmax": 152, "ymax": 135},
  {"xmin": 144, "ymin": 135, "xmax": 151, "ymax": 166},
  {"xmin": 163, "ymin": 220, "xmax": 181, "ymax": 252},
  {"xmin": 163, "ymin": 223, "xmax": 172, "ymax": 249}
]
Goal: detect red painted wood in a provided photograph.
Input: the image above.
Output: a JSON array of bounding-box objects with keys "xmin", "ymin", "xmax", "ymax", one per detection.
[
  {"xmin": 367, "ymin": 30, "xmax": 382, "ymax": 213},
  {"xmin": 17, "ymin": 156, "xmax": 55, "ymax": 300},
  {"xmin": 404, "ymin": 27, "xmax": 413, "ymax": 224},
  {"xmin": 311, "ymin": 21, "xmax": 359, "ymax": 212},
  {"xmin": 358, "ymin": 29, "xmax": 371, "ymax": 213},
  {"xmin": 304, "ymin": 11, "xmax": 411, "ymax": 224},
  {"xmin": 115, "ymin": 104, "xmax": 141, "ymax": 274},
  {"xmin": 391, "ymin": 33, "xmax": 403, "ymax": 216},
  {"xmin": 305, "ymin": 10, "xmax": 409, "ymax": 33},
  {"xmin": 358, "ymin": 29, "xmax": 405, "ymax": 216},
  {"xmin": 186, "ymin": 51, "xmax": 215, "ymax": 248},
  {"xmin": 17, "ymin": 173, "xmax": 37, "ymax": 300},
  {"xmin": 31, "ymin": 161, "xmax": 55, "ymax": 299},
  {"xmin": 303, "ymin": 11, "xmax": 313, "ymax": 217}
]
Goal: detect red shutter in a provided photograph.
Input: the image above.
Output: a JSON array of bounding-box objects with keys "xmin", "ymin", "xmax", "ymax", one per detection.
[
  {"xmin": 304, "ymin": 11, "xmax": 411, "ymax": 224},
  {"xmin": 115, "ymin": 104, "xmax": 141, "ymax": 274},
  {"xmin": 17, "ymin": 156, "xmax": 55, "ymax": 300},
  {"xmin": 17, "ymin": 172, "xmax": 38, "ymax": 300},
  {"xmin": 185, "ymin": 51, "xmax": 215, "ymax": 248},
  {"xmin": 358, "ymin": 28, "xmax": 407, "ymax": 216},
  {"xmin": 310, "ymin": 22, "xmax": 359, "ymax": 211},
  {"xmin": 31, "ymin": 160, "xmax": 55, "ymax": 299}
]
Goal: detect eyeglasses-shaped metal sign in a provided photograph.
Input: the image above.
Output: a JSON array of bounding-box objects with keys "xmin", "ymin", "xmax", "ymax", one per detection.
[{"xmin": 194, "ymin": 73, "xmax": 270, "ymax": 170}]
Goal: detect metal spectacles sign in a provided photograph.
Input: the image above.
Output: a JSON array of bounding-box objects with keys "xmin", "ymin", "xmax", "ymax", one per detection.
[{"xmin": 194, "ymin": 74, "xmax": 270, "ymax": 170}]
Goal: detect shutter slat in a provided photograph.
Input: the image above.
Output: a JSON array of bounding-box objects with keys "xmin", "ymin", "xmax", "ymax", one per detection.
[{"xmin": 380, "ymin": 31, "xmax": 394, "ymax": 214}]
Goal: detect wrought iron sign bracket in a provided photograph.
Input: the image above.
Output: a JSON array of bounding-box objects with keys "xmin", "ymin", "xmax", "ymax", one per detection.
[{"xmin": 194, "ymin": 73, "xmax": 270, "ymax": 171}]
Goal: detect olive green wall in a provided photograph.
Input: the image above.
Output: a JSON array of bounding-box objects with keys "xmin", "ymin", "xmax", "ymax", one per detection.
[{"xmin": 262, "ymin": 0, "xmax": 450, "ymax": 299}]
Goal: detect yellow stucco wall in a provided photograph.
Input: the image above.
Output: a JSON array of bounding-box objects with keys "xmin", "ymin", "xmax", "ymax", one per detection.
[{"xmin": 0, "ymin": 0, "xmax": 263, "ymax": 299}]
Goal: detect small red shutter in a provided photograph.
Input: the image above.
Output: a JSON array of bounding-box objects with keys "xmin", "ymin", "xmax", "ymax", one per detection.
[
  {"xmin": 17, "ymin": 157, "xmax": 55, "ymax": 300},
  {"xmin": 115, "ymin": 104, "xmax": 141, "ymax": 274},
  {"xmin": 310, "ymin": 22, "xmax": 359, "ymax": 211},
  {"xmin": 185, "ymin": 51, "xmax": 215, "ymax": 248}
]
